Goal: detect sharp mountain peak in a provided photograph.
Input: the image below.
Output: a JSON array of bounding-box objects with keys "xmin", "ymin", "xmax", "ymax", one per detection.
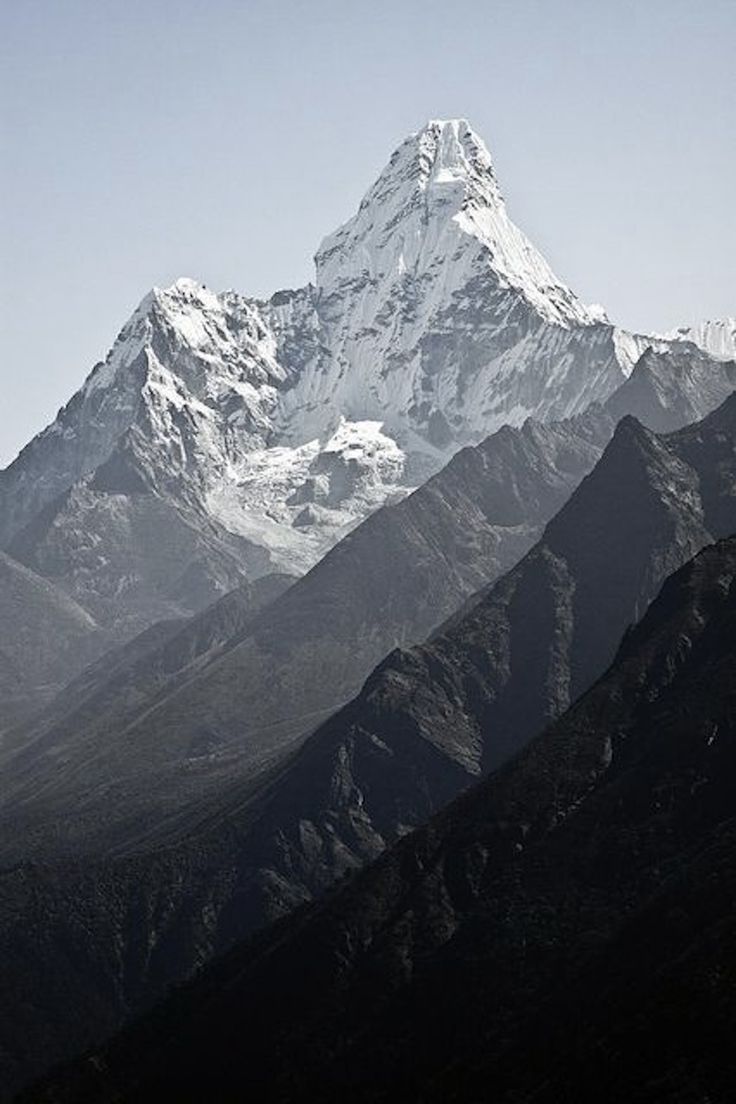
[{"xmin": 315, "ymin": 117, "xmax": 598, "ymax": 329}]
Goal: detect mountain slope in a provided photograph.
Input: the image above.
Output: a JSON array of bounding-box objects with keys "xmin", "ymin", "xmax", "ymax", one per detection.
[
  {"xmin": 0, "ymin": 407, "xmax": 612, "ymax": 860},
  {"xmin": 6, "ymin": 437, "xmax": 271, "ymax": 636},
  {"xmin": 276, "ymin": 117, "xmax": 635, "ymax": 451},
  {"xmin": 605, "ymin": 340, "xmax": 736, "ymax": 433},
  {"xmin": 200, "ymin": 391, "xmax": 735, "ymax": 927},
  {"xmin": 0, "ymin": 552, "xmax": 106, "ymax": 727},
  {"xmin": 0, "ymin": 396, "xmax": 734, "ymax": 1100},
  {"xmin": 29, "ymin": 534, "xmax": 736, "ymax": 1104},
  {"xmin": 0, "ymin": 571, "xmax": 295, "ymax": 766},
  {"xmin": 4, "ymin": 333, "xmax": 733, "ymax": 860}
]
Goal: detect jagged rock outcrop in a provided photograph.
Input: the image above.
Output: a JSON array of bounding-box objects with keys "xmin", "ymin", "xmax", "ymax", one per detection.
[{"xmin": 606, "ymin": 340, "xmax": 736, "ymax": 433}]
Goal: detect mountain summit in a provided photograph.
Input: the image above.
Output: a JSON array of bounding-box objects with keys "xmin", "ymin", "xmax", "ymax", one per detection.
[
  {"xmin": 316, "ymin": 118, "xmax": 599, "ymax": 328},
  {"xmin": 276, "ymin": 117, "xmax": 639, "ymax": 454}
]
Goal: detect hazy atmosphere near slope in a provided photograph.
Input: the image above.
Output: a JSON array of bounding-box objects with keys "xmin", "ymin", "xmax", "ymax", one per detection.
[{"xmin": 2, "ymin": 0, "xmax": 735, "ymax": 464}]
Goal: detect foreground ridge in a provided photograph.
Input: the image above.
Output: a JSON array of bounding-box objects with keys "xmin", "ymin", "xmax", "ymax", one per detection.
[
  {"xmin": 1, "ymin": 393, "xmax": 735, "ymax": 1099},
  {"xmin": 25, "ymin": 533, "xmax": 736, "ymax": 1102}
]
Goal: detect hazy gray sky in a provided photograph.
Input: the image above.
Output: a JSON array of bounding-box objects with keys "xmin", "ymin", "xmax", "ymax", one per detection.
[{"xmin": 1, "ymin": 0, "xmax": 734, "ymax": 465}]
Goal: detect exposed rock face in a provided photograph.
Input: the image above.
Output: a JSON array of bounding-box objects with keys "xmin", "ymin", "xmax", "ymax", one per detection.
[
  {"xmin": 605, "ymin": 340, "xmax": 736, "ymax": 433},
  {"xmin": 6, "ymin": 451, "xmax": 271, "ymax": 639},
  {"xmin": 25, "ymin": 534, "xmax": 736, "ymax": 1104}
]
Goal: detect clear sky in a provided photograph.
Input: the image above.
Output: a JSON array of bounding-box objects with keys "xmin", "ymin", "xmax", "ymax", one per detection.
[{"xmin": 1, "ymin": 0, "xmax": 734, "ymax": 466}]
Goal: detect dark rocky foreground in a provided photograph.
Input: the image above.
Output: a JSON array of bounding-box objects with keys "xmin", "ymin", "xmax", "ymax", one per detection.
[
  {"xmin": 2, "ymin": 393, "xmax": 735, "ymax": 1100},
  {"xmin": 23, "ymin": 532, "xmax": 736, "ymax": 1102}
]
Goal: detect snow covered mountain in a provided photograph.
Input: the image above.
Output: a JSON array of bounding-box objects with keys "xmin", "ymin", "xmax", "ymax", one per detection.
[
  {"xmin": 272, "ymin": 119, "xmax": 634, "ymax": 445},
  {"xmin": 0, "ymin": 119, "xmax": 724, "ymax": 625},
  {"xmin": 662, "ymin": 317, "xmax": 736, "ymax": 360}
]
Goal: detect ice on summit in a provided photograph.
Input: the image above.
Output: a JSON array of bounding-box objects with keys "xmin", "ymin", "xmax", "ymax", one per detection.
[{"xmin": 315, "ymin": 118, "xmax": 597, "ymax": 329}]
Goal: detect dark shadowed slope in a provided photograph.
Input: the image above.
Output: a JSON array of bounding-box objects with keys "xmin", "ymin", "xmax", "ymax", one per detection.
[
  {"xmin": 0, "ymin": 571, "xmax": 295, "ymax": 850},
  {"xmin": 223, "ymin": 391, "xmax": 736, "ymax": 922},
  {"xmin": 29, "ymin": 533, "xmax": 736, "ymax": 1104},
  {"xmin": 1, "ymin": 397, "xmax": 735, "ymax": 1101}
]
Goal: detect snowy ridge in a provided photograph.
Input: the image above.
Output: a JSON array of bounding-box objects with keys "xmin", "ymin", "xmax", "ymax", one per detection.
[
  {"xmin": 663, "ymin": 318, "xmax": 736, "ymax": 361},
  {"xmin": 270, "ymin": 119, "xmax": 640, "ymax": 464},
  {"xmin": 86, "ymin": 277, "xmax": 285, "ymax": 438}
]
